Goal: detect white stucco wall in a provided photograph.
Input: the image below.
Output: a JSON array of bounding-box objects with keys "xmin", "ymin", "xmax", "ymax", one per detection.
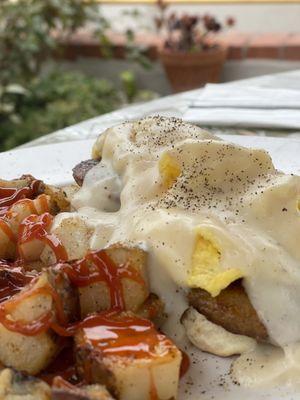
[{"xmin": 101, "ymin": 4, "xmax": 300, "ymax": 34}]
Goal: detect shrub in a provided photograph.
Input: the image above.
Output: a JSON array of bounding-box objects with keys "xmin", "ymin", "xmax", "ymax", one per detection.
[
  {"xmin": 1, "ymin": 71, "xmax": 121, "ymax": 150},
  {"xmin": 0, "ymin": 0, "xmax": 115, "ymax": 151}
]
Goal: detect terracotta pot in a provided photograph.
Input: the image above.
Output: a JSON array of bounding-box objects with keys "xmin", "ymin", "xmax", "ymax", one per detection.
[{"xmin": 160, "ymin": 46, "xmax": 227, "ymax": 93}]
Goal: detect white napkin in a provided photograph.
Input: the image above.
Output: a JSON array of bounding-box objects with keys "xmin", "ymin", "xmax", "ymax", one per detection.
[{"xmin": 183, "ymin": 84, "xmax": 300, "ymax": 129}]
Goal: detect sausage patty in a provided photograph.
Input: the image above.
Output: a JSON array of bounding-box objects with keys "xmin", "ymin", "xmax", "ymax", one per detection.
[
  {"xmin": 72, "ymin": 159, "xmax": 99, "ymax": 186},
  {"xmin": 188, "ymin": 280, "xmax": 268, "ymax": 341}
]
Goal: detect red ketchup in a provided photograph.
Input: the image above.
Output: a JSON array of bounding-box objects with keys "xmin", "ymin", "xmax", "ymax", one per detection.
[
  {"xmin": 74, "ymin": 312, "xmax": 174, "ymax": 400},
  {"xmin": 55, "ymin": 311, "xmax": 173, "ymax": 356},
  {"xmin": 180, "ymin": 351, "xmax": 190, "ymax": 378},
  {"xmin": 55, "ymin": 250, "xmax": 146, "ymax": 310},
  {"xmin": 18, "ymin": 212, "xmax": 68, "ymax": 262},
  {"xmin": 0, "ymin": 260, "xmax": 36, "ymax": 303},
  {"xmin": 0, "ymin": 250, "xmax": 145, "ymax": 336},
  {"xmin": 0, "ymin": 182, "xmax": 190, "ymax": 389},
  {"xmin": 0, "ymin": 179, "xmax": 50, "ymax": 247},
  {"xmin": 40, "ymin": 345, "xmax": 77, "ymax": 386},
  {"xmin": 0, "ymin": 180, "xmax": 41, "ymax": 216}
]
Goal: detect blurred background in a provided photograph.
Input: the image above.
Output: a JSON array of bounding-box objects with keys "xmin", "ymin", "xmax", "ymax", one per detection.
[{"xmin": 1, "ymin": 0, "xmax": 300, "ymax": 151}]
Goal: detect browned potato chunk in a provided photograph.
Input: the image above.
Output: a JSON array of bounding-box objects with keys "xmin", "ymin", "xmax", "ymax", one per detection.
[
  {"xmin": 79, "ymin": 245, "xmax": 149, "ymax": 318},
  {"xmin": 0, "ymin": 175, "xmax": 69, "ymax": 214},
  {"xmin": 136, "ymin": 293, "xmax": 165, "ymax": 325},
  {"xmin": 43, "ymin": 184, "xmax": 70, "ymax": 213},
  {"xmin": 22, "ymin": 261, "xmax": 47, "ymax": 273},
  {"xmin": 0, "ymin": 274, "xmax": 58, "ymax": 374},
  {"xmin": 0, "ymin": 221, "xmax": 16, "ymax": 259},
  {"xmin": 0, "ymin": 175, "xmax": 39, "ymax": 190},
  {"xmin": 0, "ymin": 368, "xmax": 51, "ymax": 399},
  {"xmin": 75, "ymin": 312, "xmax": 181, "ymax": 400},
  {"xmin": 0, "ymin": 195, "xmax": 52, "ymax": 260},
  {"xmin": 0, "ymin": 263, "xmax": 37, "ymax": 302},
  {"xmin": 0, "ymin": 176, "xmax": 69, "ymax": 261},
  {"xmin": 61, "ymin": 184, "xmax": 80, "ymax": 204},
  {"xmin": 40, "ymin": 215, "xmax": 93, "ymax": 265},
  {"xmin": 0, "ymin": 267, "xmax": 77, "ymax": 375},
  {"xmin": 52, "ymin": 379, "xmax": 114, "ymax": 400},
  {"xmin": 47, "ymin": 266, "xmax": 79, "ymax": 323}
]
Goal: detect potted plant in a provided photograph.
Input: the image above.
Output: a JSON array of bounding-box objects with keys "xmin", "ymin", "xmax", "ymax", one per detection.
[{"xmin": 156, "ymin": 1, "xmax": 234, "ymax": 93}]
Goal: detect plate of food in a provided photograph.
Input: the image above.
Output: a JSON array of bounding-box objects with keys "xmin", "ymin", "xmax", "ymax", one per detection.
[{"xmin": 0, "ymin": 116, "xmax": 300, "ymax": 400}]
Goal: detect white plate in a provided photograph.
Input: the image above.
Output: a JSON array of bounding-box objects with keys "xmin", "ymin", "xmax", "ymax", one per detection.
[{"xmin": 1, "ymin": 135, "xmax": 300, "ymax": 400}]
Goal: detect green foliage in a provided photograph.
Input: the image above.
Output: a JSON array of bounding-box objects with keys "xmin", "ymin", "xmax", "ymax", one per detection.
[
  {"xmin": 120, "ymin": 70, "xmax": 157, "ymax": 104},
  {"xmin": 124, "ymin": 29, "xmax": 153, "ymax": 70},
  {"xmin": 0, "ymin": 0, "xmax": 156, "ymax": 152},
  {"xmin": 0, "ymin": 70, "xmax": 157, "ymax": 151},
  {"xmin": 120, "ymin": 70, "xmax": 137, "ymax": 103},
  {"xmin": 1, "ymin": 71, "xmax": 121, "ymax": 150},
  {"xmin": 0, "ymin": 0, "xmax": 116, "ymax": 151},
  {"xmin": 0, "ymin": 0, "xmax": 104, "ymax": 86},
  {"xmin": 0, "ymin": 84, "xmax": 28, "ymax": 123}
]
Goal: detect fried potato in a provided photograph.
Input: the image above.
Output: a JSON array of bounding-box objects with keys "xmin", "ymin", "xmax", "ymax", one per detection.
[
  {"xmin": 79, "ymin": 245, "xmax": 149, "ymax": 318},
  {"xmin": 0, "ymin": 274, "xmax": 58, "ymax": 374},
  {"xmin": 0, "ymin": 176, "xmax": 70, "ymax": 261},
  {"xmin": 78, "ymin": 282, "xmax": 110, "ymax": 318},
  {"xmin": 43, "ymin": 184, "xmax": 70, "ymax": 213},
  {"xmin": 7, "ymin": 195, "xmax": 50, "ymax": 235},
  {"xmin": 47, "ymin": 266, "xmax": 79, "ymax": 323},
  {"xmin": 0, "ymin": 176, "xmax": 38, "ymax": 190},
  {"xmin": 0, "ymin": 195, "xmax": 51, "ymax": 260},
  {"xmin": 0, "ymin": 221, "xmax": 15, "ymax": 260},
  {"xmin": 22, "ymin": 261, "xmax": 47, "ymax": 273},
  {"xmin": 61, "ymin": 185, "xmax": 80, "ymax": 205},
  {"xmin": 75, "ymin": 312, "xmax": 181, "ymax": 400},
  {"xmin": 52, "ymin": 381, "xmax": 114, "ymax": 400},
  {"xmin": 0, "ymin": 368, "xmax": 51, "ymax": 400},
  {"xmin": 41, "ymin": 215, "xmax": 93, "ymax": 265},
  {"xmin": 136, "ymin": 293, "xmax": 165, "ymax": 325},
  {"xmin": 0, "ymin": 326, "xmax": 58, "ymax": 376},
  {"xmin": 0, "ymin": 268, "xmax": 77, "ymax": 374},
  {"xmin": 0, "ymin": 175, "xmax": 69, "ymax": 214},
  {"xmin": 0, "ymin": 263, "xmax": 37, "ymax": 302}
]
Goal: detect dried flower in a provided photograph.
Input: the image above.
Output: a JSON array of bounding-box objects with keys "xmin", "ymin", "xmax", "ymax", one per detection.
[
  {"xmin": 226, "ymin": 16, "xmax": 235, "ymax": 27},
  {"xmin": 157, "ymin": 10, "xmax": 234, "ymax": 52},
  {"xmin": 203, "ymin": 15, "xmax": 222, "ymax": 32}
]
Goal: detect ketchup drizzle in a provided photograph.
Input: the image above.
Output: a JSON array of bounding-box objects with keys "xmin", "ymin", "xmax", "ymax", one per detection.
[
  {"xmin": 0, "ymin": 249, "xmax": 146, "ymax": 337},
  {"xmin": 0, "ymin": 180, "xmax": 190, "ymax": 385},
  {"xmin": 53, "ymin": 310, "xmax": 173, "ymax": 361},
  {"xmin": 0, "ymin": 219, "xmax": 15, "ymax": 242},
  {"xmin": 0, "ymin": 261, "xmax": 36, "ymax": 303},
  {"xmin": 80, "ymin": 312, "xmax": 169, "ymax": 359},
  {"xmin": 18, "ymin": 213, "xmax": 68, "ymax": 262},
  {"xmin": 0, "ymin": 180, "xmax": 41, "ymax": 216},
  {"xmin": 40, "ymin": 345, "xmax": 77, "ymax": 386},
  {"xmin": 56, "ymin": 250, "xmax": 145, "ymax": 310},
  {"xmin": 180, "ymin": 351, "xmax": 190, "ymax": 378}
]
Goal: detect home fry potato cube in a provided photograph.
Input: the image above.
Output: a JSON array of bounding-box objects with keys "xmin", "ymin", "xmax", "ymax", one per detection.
[
  {"xmin": 75, "ymin": 312, "xmax": 181, "ymax": 400},
  {"xmin": 79, "ymin": 244, "xmax": 149, "ymax": 318}
]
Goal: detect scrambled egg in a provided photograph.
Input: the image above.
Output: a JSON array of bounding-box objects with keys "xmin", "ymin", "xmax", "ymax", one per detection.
[
  {"xmin": 159, "ymin": 153, "xmax": 181, "ymax": 188},
  {"xmin": 189, "ymin": 230, "xmax": 243, "ymax": 297}
]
